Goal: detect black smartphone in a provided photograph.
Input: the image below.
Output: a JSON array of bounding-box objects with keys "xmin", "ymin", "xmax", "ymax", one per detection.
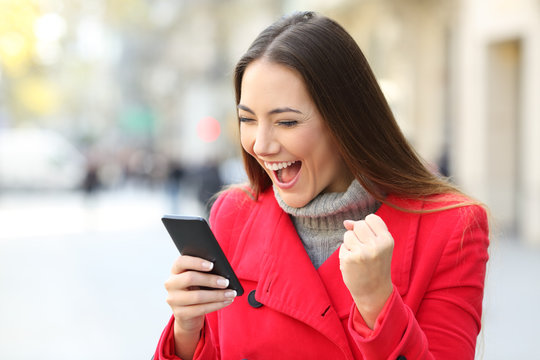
[{"xmin": 161, "ymin": 215, "xmax": 244, "ymax": 296}]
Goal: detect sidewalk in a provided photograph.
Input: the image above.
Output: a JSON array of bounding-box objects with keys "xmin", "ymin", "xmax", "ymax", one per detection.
[
  {"xmin": 0, "ymin": 188, "xmax": 537, "ymax": 359},
  {"xmin": 479, "ymin": 236, "xmax": 540, "ymax": 359}
]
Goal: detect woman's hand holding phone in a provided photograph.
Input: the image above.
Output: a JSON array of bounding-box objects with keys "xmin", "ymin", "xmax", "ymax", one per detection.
[
  {"xmin": 161, "ymin": 215, "xmax": 242, "ymax": 358},
  {"xmin": 164, "ymin": 254, "xmax": 237, "ymax": 359}
]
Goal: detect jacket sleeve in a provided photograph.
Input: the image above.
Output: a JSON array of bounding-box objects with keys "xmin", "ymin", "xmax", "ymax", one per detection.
[
  {"xmin": 153, "ymin": 189, "xmax": 248, "ymax": 360},
  {"xmin": 347, "ymin": 204, "xmax": 489, "ymax": 359},
  {"xmin": 152, "ymin": 315, "xmax": 219, "ymax": 360}
]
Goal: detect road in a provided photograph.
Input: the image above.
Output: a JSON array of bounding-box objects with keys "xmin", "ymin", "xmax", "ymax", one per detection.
[
  {"xmin": 0, "ymin": 185, "xmax": 205, "ymax": 359},
  {"xmin": 0, "ymin": 186, "xmax": 538, "ymax": 359}
]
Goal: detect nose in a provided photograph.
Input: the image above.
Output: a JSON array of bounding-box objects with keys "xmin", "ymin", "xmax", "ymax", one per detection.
[{"xmin": 253, "ymin": 126, "xmax": 279, "ymax": 157}]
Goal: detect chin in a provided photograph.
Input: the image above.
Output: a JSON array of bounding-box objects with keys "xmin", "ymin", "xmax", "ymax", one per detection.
[{"xmin": 279, "ymin": 193, "xmax": 312, "ymax": 209}]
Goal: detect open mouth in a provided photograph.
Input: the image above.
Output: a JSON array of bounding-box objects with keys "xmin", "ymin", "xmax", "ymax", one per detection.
[{"xmin": 264, "ymin": 160, "xmax": 302, "ymax": 186}]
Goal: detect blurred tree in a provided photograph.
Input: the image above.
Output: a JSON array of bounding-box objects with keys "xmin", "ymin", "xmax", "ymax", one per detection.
[
  {"xmin": 13, "ymin": 76, "xmax": 60, "ymax": 116},
  {"xmin": 0, "ymin": 0, "xmax": 39, "ymax": 76}
]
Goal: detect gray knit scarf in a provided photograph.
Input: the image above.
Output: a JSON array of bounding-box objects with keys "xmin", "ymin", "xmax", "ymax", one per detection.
[{"xmin": 273, "ymin": 180, "xmax": 381, "ymax": 268}]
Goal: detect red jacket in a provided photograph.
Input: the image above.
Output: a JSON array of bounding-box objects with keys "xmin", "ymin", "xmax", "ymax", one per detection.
[{"xmin": 154, "ymin": 187, "xmax": 489, "ymax": 359}]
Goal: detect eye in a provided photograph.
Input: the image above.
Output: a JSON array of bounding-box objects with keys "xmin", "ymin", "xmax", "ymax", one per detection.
[
  {"xmin": 277, "ymin": 120, "xmax": 298, "ymax": 127},
  {"xmin": 239, "ymin": 116, "xmax": 255, "ymax": 124}
]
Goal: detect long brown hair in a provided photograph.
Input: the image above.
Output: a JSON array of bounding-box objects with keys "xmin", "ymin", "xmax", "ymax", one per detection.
[{"xmin": 234, "ymin": 11, "xmax": 463, "ymax": 208}]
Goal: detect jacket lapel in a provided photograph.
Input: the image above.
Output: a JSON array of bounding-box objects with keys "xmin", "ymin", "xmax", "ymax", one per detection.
[
  {"xmin": 253, "ymin": 193, "xmax": 354, "ymax": 358},
  {"xmin": 377, "ymin": 195, "xmax": 421, "ymax": 296},
  {"xmin": 317, "ymin": 251, "xmax": 353, "ymax": 319}
]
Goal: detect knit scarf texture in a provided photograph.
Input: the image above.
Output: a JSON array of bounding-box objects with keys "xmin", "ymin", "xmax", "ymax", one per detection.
[{"xmin": 273, "ymin": 180, "xmax": 381, "ymax": 268}]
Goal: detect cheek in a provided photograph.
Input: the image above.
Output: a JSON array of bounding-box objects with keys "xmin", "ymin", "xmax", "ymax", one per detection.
[
  {"xmin": 304, "ymin": 135, "xmax": 329, "ymax": 161},
  {"xmin": 288, "ymin": 131, "xmax": 318, "ymax": 157},
  {"xmin": 310, "ymin": 137, "xmax": 342, "ymax": 172}
]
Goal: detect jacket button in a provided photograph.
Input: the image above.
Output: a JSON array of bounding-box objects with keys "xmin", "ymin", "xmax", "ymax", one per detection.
[
  {"xmin": 248, "ymin": 290, "xmax": 263, "ymax": 308},
  {"xmin": 396, "ymin": 356, "xmax": 407, "ymax": 360}
]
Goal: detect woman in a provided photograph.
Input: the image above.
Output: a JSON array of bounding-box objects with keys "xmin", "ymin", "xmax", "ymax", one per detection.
[{"xmin": 154, "ymin": 11, "xmax": 489, "ymax": 360}]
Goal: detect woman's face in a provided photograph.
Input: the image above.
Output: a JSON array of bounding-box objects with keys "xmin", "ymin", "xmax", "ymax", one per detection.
[{"xmin": 239, "ymin": 60, "xmax": 353, "ymax": 208}]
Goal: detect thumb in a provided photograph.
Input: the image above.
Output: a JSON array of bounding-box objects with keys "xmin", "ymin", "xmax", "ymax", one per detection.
[{"xmin": 343, "ymin": 220, "xmax": 355, "ymax": 231}]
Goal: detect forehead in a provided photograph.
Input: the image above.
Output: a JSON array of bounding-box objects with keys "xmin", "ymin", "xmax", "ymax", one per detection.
[{"xmin": 240, "ymin": 60, "xmax": 312, "ymax": 107}]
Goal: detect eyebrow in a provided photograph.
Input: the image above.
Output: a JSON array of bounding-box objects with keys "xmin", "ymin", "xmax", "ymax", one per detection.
[{"xmin": 237, "ymin": 104, "xmax": 303, "ymax": 115}]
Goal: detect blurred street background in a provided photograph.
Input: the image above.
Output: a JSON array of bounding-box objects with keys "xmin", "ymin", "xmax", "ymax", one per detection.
[{"xmin": 1, "ymin": 0, "xmax": 539, "ymax": 359}]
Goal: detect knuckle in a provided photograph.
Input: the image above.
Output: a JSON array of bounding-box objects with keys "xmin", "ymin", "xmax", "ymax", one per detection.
[
  {"xmin": 164, "ymin": 277, "xmax": 174, "ymax": 290},
  {"xmin": 183, "ymin": 271, "xmax": 196, "ymax": 284},
  {"xmin": 171, "ymin": 257, "xmax": 182, "ymax": 273},
  {"xmin": 366, "ymin": 251, "xmax": 378, "ymax": 261},
  {"xmin": 344, "ymin": 231, "xmax": 357, "ymax": 244},
  {"xmin": 353, "ymin": 250, "xmax": 371, "ymax": 262},
  {"xmin": 365, "ymin": 213, "xmax": 377, "ymax": 222}
]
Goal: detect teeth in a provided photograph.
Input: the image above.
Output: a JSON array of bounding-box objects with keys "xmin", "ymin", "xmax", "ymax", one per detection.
[{"xmin": 264, "ymin": 161, "xmax": 296, "ymax": 171}]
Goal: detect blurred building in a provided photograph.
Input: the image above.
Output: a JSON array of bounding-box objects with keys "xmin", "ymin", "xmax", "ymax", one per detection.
[
  {"xmin": 287, "ymin": 0, "xmax": 540, "ymax": 245},
  {"xmin": 1, "ymin": 0, "xmax": 538, "ymax": 244},
  {"xmin": 452, "ymin": 0, "xmax": 540, "ymax": 246}
]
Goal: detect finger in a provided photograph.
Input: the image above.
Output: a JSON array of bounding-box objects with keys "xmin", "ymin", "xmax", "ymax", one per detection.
[
  {"xmin": 171, "ymin": 255, "xmax": 214, "ymax": 275},
  {"xmin": 183, "ymin": 289, "xmax": 237, "ymax": 307},
  {"xmin": 338, "ymin": 243, "xmax": 351, "ymax": 259},
  {"xmin": 343, "ymin": 230, "xmax": 363, "ymax": 252},
  {"xmin": 174, "ymin": 297, "xmax": 235, "ymax": 320},
  {"xmin": 168, "ymin": 288, "xmax": 237, "ymax": 308},
  {"xmin": 364, "ymin": 214, "xmax": 389, "ymax": 236},
  {"xmin": 352, "ymin": 219, "xmax": 376, "ymax": 239},
  {"xmin": 167, "ymin": 271, "xmax": 230, "ymax": 291},
  {"xmin": 343, "ymin": 220, "xmax": 355, "ymax": 231}
]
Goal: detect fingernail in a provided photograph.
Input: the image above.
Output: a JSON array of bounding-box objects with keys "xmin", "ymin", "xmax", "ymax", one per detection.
[
  {"xmin": 223, "ymin": 299, "xmax": 234, "ymax": 305},
  {"xmin": 224, "ymin": 290, "xmax": 237, "ymax": 298},
  {"xmin": 217, "ymin": 278, "xmax": 229, "ymax": 287},
  {"xmin": 201, "ymin": 261, "xmax": 213, "ymax": 270}
]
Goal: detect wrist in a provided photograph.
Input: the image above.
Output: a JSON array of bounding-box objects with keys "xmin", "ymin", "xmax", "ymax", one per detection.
[
  {"xmin": 352, "ymin": 282, "xmax": 393, "ymax": 329},
  {"xmin": 173, "ymin": 320, "xmax": 203, "ymax": 360},
  {"xmin": 174, "ymin": 319, "xmax": 203, "ymax": 338}
]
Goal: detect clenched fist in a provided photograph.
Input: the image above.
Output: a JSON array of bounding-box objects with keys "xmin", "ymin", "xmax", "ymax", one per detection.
[{"xmin": 339, "ymin": 214, "xmax": 394, "ymax": 329}]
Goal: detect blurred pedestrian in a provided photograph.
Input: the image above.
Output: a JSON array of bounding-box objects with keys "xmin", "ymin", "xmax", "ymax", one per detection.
[
  {"xmin": 82, "ymin": 162, "xmax": 100, "ymax": 196},
  {"xmin": 166, "ymin": 160, "xmax": 185, "ymax": 214},
  {"xmin": 195, "ymin": 162, "xmax": 224, "ymax": 216}
]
